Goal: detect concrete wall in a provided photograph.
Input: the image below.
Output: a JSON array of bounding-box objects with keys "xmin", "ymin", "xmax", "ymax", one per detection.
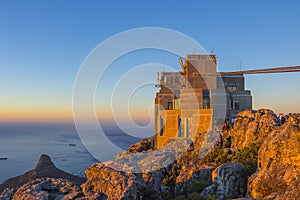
[
  {"xmin": 221, "ymin": 75, "xmax": 245, "ymax": 91},
  {"xmin": 154, "ymin": 109, "xmax": 212, "ymax": 149}
]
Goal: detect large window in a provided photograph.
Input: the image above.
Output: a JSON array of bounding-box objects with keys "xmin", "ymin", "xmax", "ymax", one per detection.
[
  {"xmin": 178, "ymin": 117, "xmax": 181, "ymax": 137},
  {"xmin": 168, "ymin": 99, "xmax": 173, "ymax": 110},
  {"xmin": 234, "ymin": 100, "xmax": 240, "ymax": 110},
  {"xmin": 160, "ymin": 117, "xmax": 165, "ymax": 136},
  {"xmin": 231, "ymin": 99, "xmax": 240, "ymax": 110},
  {"xmin": 202, "ymin": 90, "xmax": 211, "ymax": 109}
]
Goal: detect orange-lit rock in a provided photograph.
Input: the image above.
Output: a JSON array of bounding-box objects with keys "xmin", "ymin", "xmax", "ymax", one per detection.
[
  {"xmin": 248, "ymin": 114, "xmax": 300, "ymax": 199},
  {"xmin": 228, "ymin": 109, "xmax": 280, "ymax": 150}
]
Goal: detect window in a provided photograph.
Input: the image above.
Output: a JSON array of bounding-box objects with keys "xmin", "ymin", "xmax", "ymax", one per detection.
[
  {"xmin": 202, "ymin": 90, "xmax": 211, "ymax": 109},
  {"xmin": 164, "ymin": 76, "xmax": 172, "ymax": 85},
  {"xmin": 228, "ymin": 85, "xmax": 238, "ymax": 92},
  {"xmin": 231, "ymin": 99, "xmax": 240, "ymax": 110},
  {"xmin": 178, "ymin": 117, "xmax": 181, "ymax": 137},
  {"xmin": 174, "ymin": 76, "xmax": 180, "ymax": 84},
  {"xmin": 160, "ymin": 117, "xmax": 165, "ymax": 136},
  {"xmin": 168, "ymin": 99, "xmax": 173, "ymax": 110}
]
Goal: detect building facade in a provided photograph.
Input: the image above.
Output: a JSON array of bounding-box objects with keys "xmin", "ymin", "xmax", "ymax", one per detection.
[{"xmin": 154, "ymin": 55, "xmax": 252, "ymax": 149}]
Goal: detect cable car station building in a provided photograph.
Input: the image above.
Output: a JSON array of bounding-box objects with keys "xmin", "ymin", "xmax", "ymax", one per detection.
[{"xmin": 154, "ymin": 55, "xmax": 252, "ymax": 149}]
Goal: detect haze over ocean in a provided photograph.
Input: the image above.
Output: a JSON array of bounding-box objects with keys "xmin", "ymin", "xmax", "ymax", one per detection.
[{"xmin": 0, "ymin": 122, "xmax": 139, "ymax": 183}]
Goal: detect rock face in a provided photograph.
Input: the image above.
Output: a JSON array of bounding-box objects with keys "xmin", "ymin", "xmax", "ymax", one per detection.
[
  {"xmin": 115, "ymin": 138, "xmax": 192, "ymax": 173},
  {"xmin": 280, "ymin": 177, "xmax": 300, "ymax": 200},
  {"xmin": 201, "ymin": 163, "xmax": 248, "ymax": 200},
  {"xmin": 228, "ymin": 109, "xmax": 280, "ymax": 150},
  {"xmin": 82, "ymin": 162, "xmax": 137, "ymax": 199},
  {"xmin": 0, "ymin": 188, "xmax": 16, "ymax": 200},
  {"xmin": 0, "ymin": 154, "xmax": 86, "ymax": 192},
  {"xmin": 82, "ymin": 153, "xmax": 165, "ymax": 199},
  {"xmin": 12, "ymin": 177, "xmax": 85, "ymax": 200},
  {"xmin": 81, "ymin": 162, "xmax": 168, "ymax": 199},
  {"xmin": 82, "ymin": 138, "xmax": 195, "ymax": 199},
  {"xmin": 176, "ymin": 163, "xmax": 215, "ymax": 184},
  {"xmin": 175, "ymin": 163, "xmax": 215, "ymax": 195},
  {"xmin": 82, "ymin": 145, "xmax": 181, "ymax": 199},
  {"xmin": 127, "ymin": 138, "xmax": 153, "ymax": 153},
  {"xmin": 248, "ymin": 114, "xmax": 300, "ymax": 199}
]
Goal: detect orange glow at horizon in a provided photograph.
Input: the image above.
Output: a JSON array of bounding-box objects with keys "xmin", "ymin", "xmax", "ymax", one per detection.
[
  {"xmin": 1, "ymin": 101, "xmax": 298, "ymax": 123},
  {"xmin": 0, "ymin": 106, "xmax": 152, "ymax": 123},
  {"xmin": 0, "ymin": 107, "xmax": 73, "ymax": 122}
]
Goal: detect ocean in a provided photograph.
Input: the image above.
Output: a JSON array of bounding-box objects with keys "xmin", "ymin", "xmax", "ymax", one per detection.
[{"xmin": 0, "ymin": 122, "xmax": 140, "ymax": 184}]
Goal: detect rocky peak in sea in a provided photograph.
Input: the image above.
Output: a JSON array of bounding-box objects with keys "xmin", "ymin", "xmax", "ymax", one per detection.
[
  {"xmin": 0, "ymin": 154, "xmax": 86, "ymax": 193},
  {"xmin": 35, "ymin": 154, "xmax": 55, "ymax": 169}
]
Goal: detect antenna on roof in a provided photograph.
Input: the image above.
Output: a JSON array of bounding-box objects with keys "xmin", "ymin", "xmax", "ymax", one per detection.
[
  {"xmin": 178, "ymin": 57, "xmax": 185, "ymax": 72},
  {"xmin": 239, "ymin": 56, "xmax": 242, "ymax": 71},
  {"xmin": 209, "ymin": 47, "xmax": 215, "ymax": 55}
]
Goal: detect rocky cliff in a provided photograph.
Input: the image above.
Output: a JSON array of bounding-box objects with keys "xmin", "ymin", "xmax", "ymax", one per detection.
[
  {"xmin": 228, "ymin": 109, "xmax": 280, "ymax": 150},
  {"xmin": 248, "ymin": 113, "xmax": 300, "ymax": 199}
]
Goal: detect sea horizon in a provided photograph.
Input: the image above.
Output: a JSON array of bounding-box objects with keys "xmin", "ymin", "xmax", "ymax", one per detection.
[{"xmin": 0, "ymin": 121, "xmax": 140, "ymax": 184}]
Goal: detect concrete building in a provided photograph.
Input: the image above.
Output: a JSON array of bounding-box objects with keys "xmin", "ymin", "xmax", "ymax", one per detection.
[{"xmin": 154, "ymin": 55, "xmax": 252, "ymax": 149}]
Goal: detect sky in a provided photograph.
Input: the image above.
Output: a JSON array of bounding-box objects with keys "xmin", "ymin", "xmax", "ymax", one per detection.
[{"xmin": 1, "ymin": 0, "xmax": 300, "ymax": 123}]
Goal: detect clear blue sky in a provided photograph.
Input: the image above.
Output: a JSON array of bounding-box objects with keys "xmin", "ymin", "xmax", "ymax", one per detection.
[{"xmin": 1, "ymin": 0, "xmax": 300, "ymax": 122}]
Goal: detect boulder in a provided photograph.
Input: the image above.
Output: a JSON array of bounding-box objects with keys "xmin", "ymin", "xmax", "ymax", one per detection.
[
  {"xmin": 201, "ymin": 163, "xmax": 248, "ymax": 200},
  {"xmin": 82, "ymin": 162, "xmax": 138, "ymax": 200},
  {"xmin": 176, "ymin": 163, "xmax": 215, "ymax": 184},
  {"xmin": 127, "ymin": 137, "xmax": 153, "ymax": 153},
  {"xmin": 175, "ymin": 163, "xmax": 215, "ymax": 195},
  {"xmin": 248, "ymin": 114, "xmax": 300, "ymax": 199},
  {"xmin": 82, "ymin": 145, "xmax": 179, "ymax": 199},
  {"xmin": 12, "ymin": 177, "xmax": 85, "ymax": 200},
  {"xmin": 167, "ymin": 138, "xmax": 194, "ymax": 154},
  {"xmin": 228, "ymin": 109, "xmax": 280, "ymax": 150},
  {"xmin": 115, "ymin": 137, "xmax": 193, "ymax": 173}
]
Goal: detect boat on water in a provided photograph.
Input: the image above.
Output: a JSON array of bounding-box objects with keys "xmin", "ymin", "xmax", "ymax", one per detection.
[
  {"xmin": 0, "ymin": 157, "xmax": 7, "ymax": 160},
  {"xmin": 69, "ymin": 144, "xmax": 76, "ymax": 146}
]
